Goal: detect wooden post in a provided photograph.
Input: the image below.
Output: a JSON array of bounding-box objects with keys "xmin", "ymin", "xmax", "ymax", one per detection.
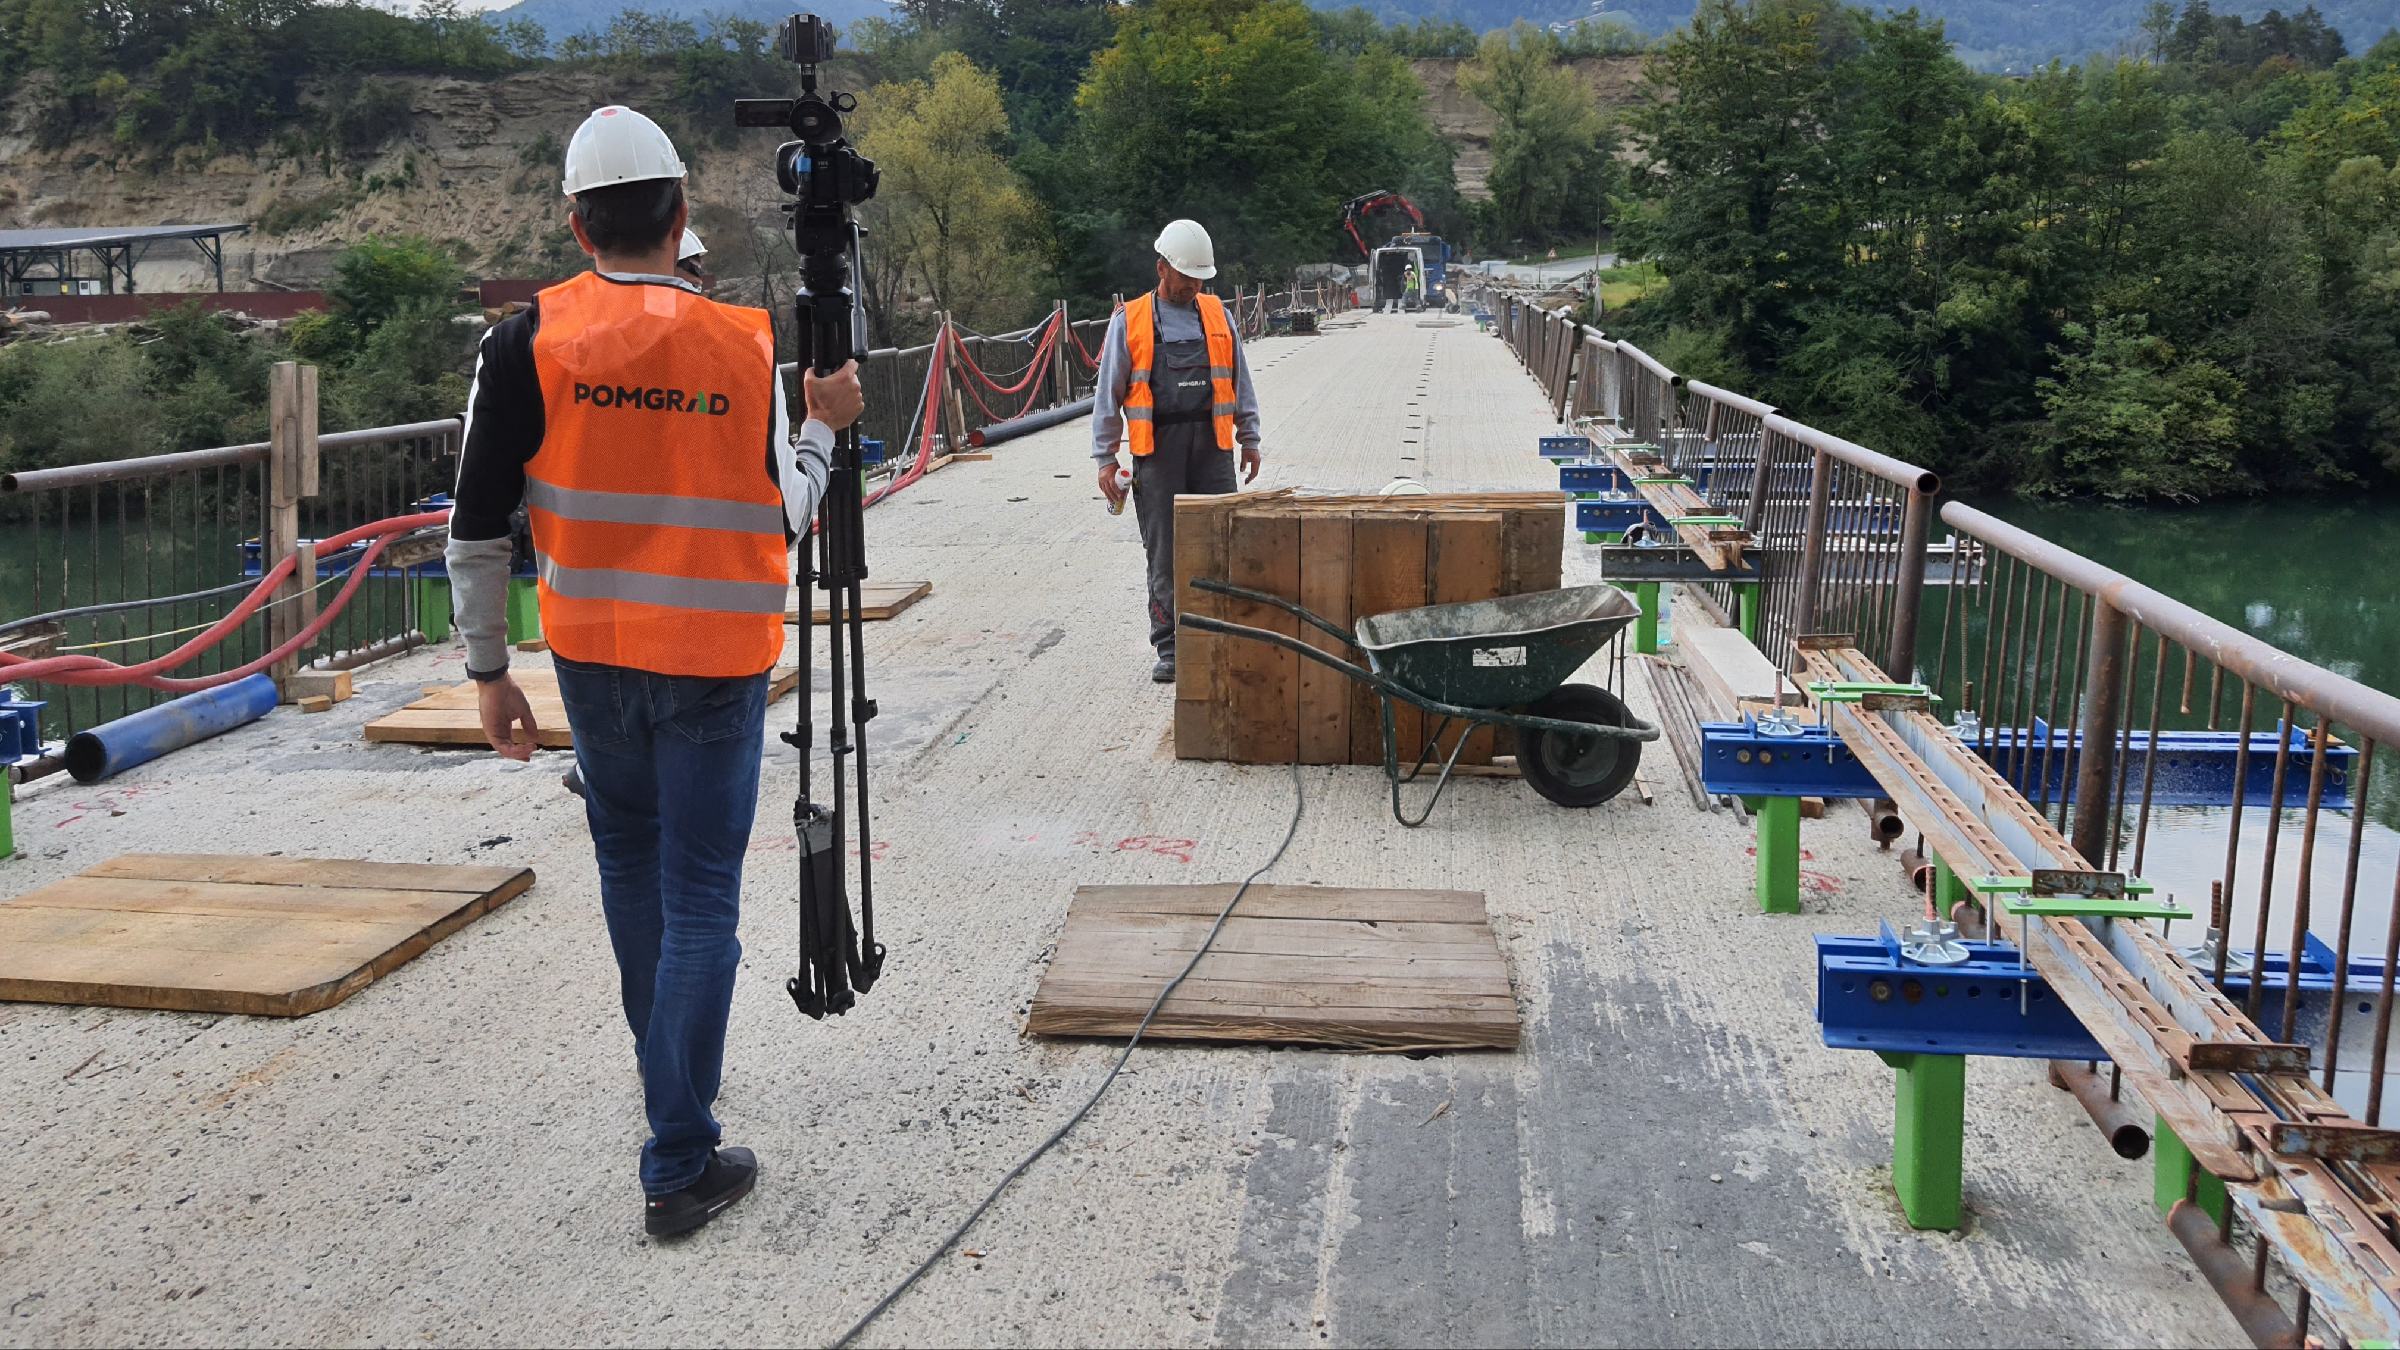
[
  {"xmin": 941, "ymin": 314, "xmax": 968, "ymax": 455},
  {"xmin": 1051, "ymin": 300, "xmax": 1071, "ymax": 405},
  {"xmin": 267, "ymin": 361, "xmax": 319, "ymax": 701}
]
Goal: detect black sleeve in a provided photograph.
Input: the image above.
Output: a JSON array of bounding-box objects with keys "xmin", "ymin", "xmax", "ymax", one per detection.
[{"xmin": 451, "ymin": 306, "xmax": 543, "ymax": 543}]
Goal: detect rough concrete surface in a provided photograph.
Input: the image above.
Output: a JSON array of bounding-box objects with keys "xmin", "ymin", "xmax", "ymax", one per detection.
[{"xmin": 0, "ymin": 311, "xmax": 2238, "ymax": 1348}]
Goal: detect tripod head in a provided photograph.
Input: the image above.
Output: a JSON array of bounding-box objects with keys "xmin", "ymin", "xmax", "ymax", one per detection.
[{"xmin": 734, "ymin": 14, "xmax": 878, "ymax": 376}]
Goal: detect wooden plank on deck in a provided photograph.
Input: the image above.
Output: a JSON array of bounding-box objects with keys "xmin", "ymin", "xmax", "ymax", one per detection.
[
  {"xmin": 1027, "ymin": 884, "xmax": 1520, "ymax": 1051},
  {"xmin": 0, "ymin": 853, "xmax": 533, "ymax": 1017}
]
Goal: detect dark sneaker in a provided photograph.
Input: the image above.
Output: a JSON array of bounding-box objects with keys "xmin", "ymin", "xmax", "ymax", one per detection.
[
  {"xmin": 643, "ymin": 1146, "xmax": 758, "ymax": 1238},
  {"xmin": 1151, "ymin": 657, "xmax": 1176, "ymax": 684}
]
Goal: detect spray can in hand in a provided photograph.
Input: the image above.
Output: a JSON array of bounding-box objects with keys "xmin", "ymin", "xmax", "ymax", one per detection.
[{"xmin": 1107, "ymin": 463, "xmax": 1133, "ymax": 516}]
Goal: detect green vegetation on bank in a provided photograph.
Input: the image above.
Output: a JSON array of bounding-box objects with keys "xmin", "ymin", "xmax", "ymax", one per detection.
[
  {"xmin": 1608, "ymin": 0, "xmax": 2400, "ymax": 499},
  {"xmin": 0, "ymin": 238, "xmax": 468, "ymax": 479}
]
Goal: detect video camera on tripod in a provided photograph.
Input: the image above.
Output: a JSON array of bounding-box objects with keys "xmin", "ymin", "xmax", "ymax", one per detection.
[{"xmin": 735, "ymin": 14, "xmax": 886, "ymax": 1021}]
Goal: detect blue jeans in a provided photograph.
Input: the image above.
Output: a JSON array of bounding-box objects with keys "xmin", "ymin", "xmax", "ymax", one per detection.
[{"xmin": 553, "ymin": 654, "xmax": 769, "ymax": 1195}]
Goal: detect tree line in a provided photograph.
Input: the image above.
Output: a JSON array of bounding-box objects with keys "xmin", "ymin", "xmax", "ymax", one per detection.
[
  {"xmin": 4, "ymin": 0, "xmax": 2397, "ymax": 500},
  {"xmin": 1611, "ymin": 0, "xmax": 2400, "ymax": 499}
]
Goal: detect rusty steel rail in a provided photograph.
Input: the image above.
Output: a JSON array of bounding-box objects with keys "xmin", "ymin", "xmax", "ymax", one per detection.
[{"xmin": 1801, "ymin": 640, "xmax": 2400, "ymax": 1345}]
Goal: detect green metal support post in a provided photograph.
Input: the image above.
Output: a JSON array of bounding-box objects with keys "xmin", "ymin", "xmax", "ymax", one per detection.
[
  {"xmin": 1634, "ymin": 581, "xmax": 1661, "ymax": 654},
  {"xmin": 1933, "ymin": 855, "xmax": 1971, "ymax": 917},
  {"xmin": 1876, "ymin": 1051, "xmax": 1965, "ymax": 1230},
  {"xmin": 506, "ymin": 578, "xmax": 541, "ymax": 645},
  {"xmin": 1736, "ymin": 582, "xmax": 1760, "ymax": 643},
  {"xmin": 1, "ymin": 782, "xmax": 13, "ymax": 861},
  {"xmin": 2153, "ymin": 1121, "xmax": 2229, "ymax": 1226},
  {"xmin": 1742, "ymin": 795, "xmax": 1801, "ymax": 914},
  {"xmin": 414, "ymin": 571, "xmax": 453, "ymax": 644}
]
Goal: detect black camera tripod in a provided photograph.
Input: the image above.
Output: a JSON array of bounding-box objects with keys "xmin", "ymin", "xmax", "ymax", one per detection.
[{"xmin": 737, "ymin": 14, "xmax": 884, "ymax": 1019}]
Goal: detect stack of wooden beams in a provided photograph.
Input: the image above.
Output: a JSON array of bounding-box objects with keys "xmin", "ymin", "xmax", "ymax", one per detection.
[{"xmin": 1172, "ymin": 489, "xmax": 1566, "ymax": 765}]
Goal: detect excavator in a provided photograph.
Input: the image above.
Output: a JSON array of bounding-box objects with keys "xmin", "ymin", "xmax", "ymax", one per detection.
[{"xmin": 1340, "ymin": 190, "xmax": 1454, "ymax": 313}]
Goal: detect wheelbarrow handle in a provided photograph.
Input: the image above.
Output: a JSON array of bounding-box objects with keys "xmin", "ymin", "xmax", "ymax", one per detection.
[
  {"xmin": 1186, "ymin": 578, "xmax": 1362, "ymax": 651},
  {"xmin": 1177, "ymin": 612, "xmax": 1397, "ymax": 694}
]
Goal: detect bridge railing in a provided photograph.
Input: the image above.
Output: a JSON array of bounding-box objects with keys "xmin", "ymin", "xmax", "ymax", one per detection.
[
  {"xmin": 1487, "ymin": 271, "xmax": 2400, "ymax": 1340},
  {"xmin": 1485, "ymin": 287, "xmax": 1937, "ymax": 677},
  {"xmin": 1, "ymin": 412, "xmax": 461, "ymax": 741}
]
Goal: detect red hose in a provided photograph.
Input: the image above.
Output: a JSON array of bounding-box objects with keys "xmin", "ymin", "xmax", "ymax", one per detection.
[{"xmin": 1, "ymin": 509, "xmax": 452, "ymax": 691}]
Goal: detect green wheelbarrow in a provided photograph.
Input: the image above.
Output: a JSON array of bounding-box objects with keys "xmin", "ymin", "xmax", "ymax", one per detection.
[{"xmin": 1180, "ymin": 580, "xmax": 1659, "ymax": 826}]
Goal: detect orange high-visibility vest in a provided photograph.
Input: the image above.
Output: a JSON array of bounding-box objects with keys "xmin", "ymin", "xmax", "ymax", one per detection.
[
  {"xmin": 1121, "ymin": 290, "xmax": 1238, "ymax": 456},
  {"xmin": 526, "ymin": 272, "xmax": 787, "ymax": 678}
]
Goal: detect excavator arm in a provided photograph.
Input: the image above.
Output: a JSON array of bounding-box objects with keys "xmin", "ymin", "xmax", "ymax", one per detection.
[{"xmin": 1340, "ymin": 190, "xmax": 1424, "ymax": 259}]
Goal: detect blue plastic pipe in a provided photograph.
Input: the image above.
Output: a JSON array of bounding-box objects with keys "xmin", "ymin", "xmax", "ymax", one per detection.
[{"xmin": 64, "ymin": 673, "xmax": 278, "ymax": 784}]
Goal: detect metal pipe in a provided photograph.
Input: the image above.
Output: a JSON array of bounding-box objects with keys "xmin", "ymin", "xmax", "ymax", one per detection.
[
  {"xmin": 1946, "ymin": 503, "xmax": 2400, "ymax": 745},
  {"xmin": 2047, "ymin": 1061, "xmax": 2151, "ymax": 1158},
  {"xmin": 1862, "ymin": 801, "xmax": 1905, "ymax": 845},
  {"xmin": 5, "ymin": 442, "xmax": 267, "ymax": 492},
  {"xmin": 6, "ymin": 748, "xmax": 67, "ymax": 785},
  {"xmin": 2166, "ymin": 1201, "xmax": 2300, "ymax": 1348},
  {"xmin": 1680, "ymin": 380, "xmax": 1775, "ymax": 421},
  {"xmin": 966, "ymin": 396, "xmax": 1096, "ymax": 448},
  {"xmin": 1613, "ymin": 340, "xmax": 1684, "ymax": 388},
  {"xmin": 318, "ymin": 631, "xmax": 425, "ymax": 671},
  {"xmin": 1794, "ymin": 449, "xmax": 1834, "ymax": 640},
  {"xmin": 1765, "ymin": 414, "xmax": 1940, "ymax": 496},
  {"xmin": 62, "ymin": 673, "xmax": 278, "ymax": 784}
]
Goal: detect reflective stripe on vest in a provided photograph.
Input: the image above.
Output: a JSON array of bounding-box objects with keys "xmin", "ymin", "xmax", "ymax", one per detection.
[
  {"xmin": 526, "ymin": 272, "xmax": 787, "ymax": 678},
  {"xmin": 1121, "ymin": 291, "xmax": 1238, "ymax": 456}
]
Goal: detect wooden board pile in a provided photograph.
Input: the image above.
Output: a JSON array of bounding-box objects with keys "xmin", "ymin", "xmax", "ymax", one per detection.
[{"xmin": 1172, "ymin": 488, "xmax": 1566, "ymax": 765}]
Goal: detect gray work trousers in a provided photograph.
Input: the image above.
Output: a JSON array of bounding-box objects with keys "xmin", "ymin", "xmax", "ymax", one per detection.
[{"xmin": 1132, "ymin": 433, "xmax": 1240, "ymax": 657}]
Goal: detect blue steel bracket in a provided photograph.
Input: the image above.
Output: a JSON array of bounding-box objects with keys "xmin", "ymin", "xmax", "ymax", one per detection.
[
  {"xmin": 0, "ymin": 687, "xmax": 47, "ymax": 760},
  {"xmin": 1559, "ymin": 463, "xmax": 1631, "ymax": 494},
  {"xmin": 1540, "ymin": 434, "xmax": 1595, "ymax": 460},
  {"xmin": 1969, "ymin": 719, "xmax": 2356, "ymax": 811},
  {"xmin": 1818, "ymin": 923, "xmax": 2108, "ymax": 1061},
  {"xmin": 1600, "ymin": 546, "xmax": 1758, "ymax": 582},
  {"xmin": 1576, "ymin": 502, "xmax": 1671, "ymax": 536},
  {"xmin": 1700, "ymin": 718, "xmax": 1883, "ymax": 801}
]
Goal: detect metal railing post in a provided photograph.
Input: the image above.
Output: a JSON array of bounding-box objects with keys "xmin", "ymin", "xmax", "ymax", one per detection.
[
  {"xmin": 1885, "ymin": 486, "xmax": 1932, "ymax": 680},
  {"xmin": 2069, "ymin": 599, "xmax": 2131, "ymax": 865},
  {"xmin": 1794, "ymin": 447, "xmax": 1832, "ymax": 643}
]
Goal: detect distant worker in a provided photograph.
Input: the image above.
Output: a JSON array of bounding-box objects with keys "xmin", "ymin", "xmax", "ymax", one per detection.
[
  {"xmin": 1403, "ymin": 263, "xmax": 1422, "ymax": 311},
  {"xmin": 445, "ymin": 105, "xmax": 866, "ymax": 1239},
  {"xmin": 676, "ymin": 228, "xmax": 711, "ymax": 293},
  {"xmin": 1093, "ymin": 218, "xmax": 1263, "ymax": 683}
]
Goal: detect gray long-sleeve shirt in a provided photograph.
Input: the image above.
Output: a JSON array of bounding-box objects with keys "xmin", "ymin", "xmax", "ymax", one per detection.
[
  {"xmin": 443, "ymin": 270, "xmax": 830, "ymax": 678},
  {"xmin": 1090, "ymin": 293, "xmax": 1262, "ymax": 460}
]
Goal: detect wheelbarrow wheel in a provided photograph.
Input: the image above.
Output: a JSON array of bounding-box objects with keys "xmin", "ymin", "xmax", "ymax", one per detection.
[{"xmin": 1516, "ymin": 683, "xmax": 1641, "ymax": 808}]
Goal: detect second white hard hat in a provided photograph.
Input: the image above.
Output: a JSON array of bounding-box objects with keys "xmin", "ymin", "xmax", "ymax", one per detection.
[
  {"xmin": 562, "ymin": 105, "xmax": 687, "ymax": 197},
  {"xmin": 1154, "ymin": 219, "xmax": 1216, "ymax": 280},
  {"xmin": 679, "ymin": 228, "xmax": 706, "ymax": 262}
]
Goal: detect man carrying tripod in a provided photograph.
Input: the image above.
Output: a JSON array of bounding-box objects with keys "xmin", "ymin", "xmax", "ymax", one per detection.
[{"xmin": 447, "ymin": 104, "xmax": 864, "ymax": 1237}]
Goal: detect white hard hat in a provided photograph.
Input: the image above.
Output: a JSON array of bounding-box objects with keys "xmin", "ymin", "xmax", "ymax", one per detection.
[
  {"xmin": 561, "ymin": 105, "xmax": 687, "ymax": 197},
  {"xmin": 678, "ymin": 228, "xmax": 706, "ymax": 262},
  {"xmin": 1154, "ymin": 219, "xmax": 1216, "ymax": 280}
]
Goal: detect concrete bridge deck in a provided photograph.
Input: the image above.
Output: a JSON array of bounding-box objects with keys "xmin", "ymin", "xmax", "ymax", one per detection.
[{"xmin": 0, "ymin": 309, "xmax": 2235, "ymax": 1347}]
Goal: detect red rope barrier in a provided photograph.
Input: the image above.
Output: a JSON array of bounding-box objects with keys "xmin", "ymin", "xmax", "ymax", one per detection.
[{"xmin": 1, "ymin": 509, "xmax": 453, "ymax": 691}]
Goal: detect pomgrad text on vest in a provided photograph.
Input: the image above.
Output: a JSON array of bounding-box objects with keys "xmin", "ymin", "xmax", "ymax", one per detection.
[{"xmin": 573, "ymin": 382, "xmax": 733, "ymax": 415}]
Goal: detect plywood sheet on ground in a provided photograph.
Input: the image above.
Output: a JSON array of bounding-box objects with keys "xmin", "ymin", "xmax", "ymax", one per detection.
[
  {"xmin": 363, "ymin": 667, "xmax": 799, "ymax": 748},
  {"xmin": 785, "ymin": 580, "xmax": 932, "ymax": 624},
  {"xmin": 1027, "ymin": 884, "xmax": 1519, "ymax": 1051},
  {"xmin": 0, "ymin": 853, "xmax": 534, "ymax": 1016}
]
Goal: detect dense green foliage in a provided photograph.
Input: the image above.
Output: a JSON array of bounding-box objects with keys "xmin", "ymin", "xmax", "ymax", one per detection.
[
  {"xmin": 1613, "ymin": 0, "xmax": 2400, "ymax": 498},
  {"xmin": 0, "ymin": 238, "xmax": 469, "ymax": 477},
  {"xmin": 0, "ymin": 0, "xmax": 537, "ymax": 153}
]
